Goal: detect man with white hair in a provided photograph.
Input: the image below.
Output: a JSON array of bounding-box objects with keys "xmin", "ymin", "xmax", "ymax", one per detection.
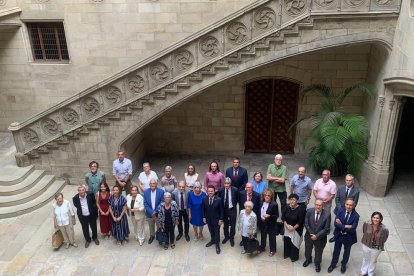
[
  {"xmin": 266, "ymin": 154, "xmax": 288, "ymax": 213},
  {"xmin": 138, "ymin": 162, "xmax": 158, "ymax": 191}
]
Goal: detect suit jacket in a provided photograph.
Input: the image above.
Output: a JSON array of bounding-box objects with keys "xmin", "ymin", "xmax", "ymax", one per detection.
[
  {"xmin": 171, "ymin": 188, "xmax": 190, "ymax": 210},
  {"xmin": 333, "ymin": 207, "xmax": 360, "ymax": 245},
  {"xmin": 225, "ymin": 166, "xmax": 248, "ymax": 190},
  {"xmin": 259, "ymin": 201, "xmax": 279, "ymax": 228},
  {"xmin": 72, "ymin": 191, "xmax": 98, "ymax": 218},
  {"xmin": 202, "ymin": 196, "xmax": 224, "ymax": 224},
  {"xmin": 334, "ymin": 185, "xmax": 360, "ymax": 214},
  {"xmin": 143, "ymin": 188, "xmax": 164, "ymax": 218},
  {"xmin": 304, "ymin": 207, "xmax": 331, "ymax": 239},
  {"xmin": 239, "ymin": 190, "xmax": 261, "ymax": 217},
  {"xmin": 217, "ymin": 186, "xmax": 239, "ymax": 209}
]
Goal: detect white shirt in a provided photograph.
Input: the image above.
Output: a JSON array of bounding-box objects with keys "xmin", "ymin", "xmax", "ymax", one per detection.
[
  {"xmin": 224, "ymin": 188, "xmax": 233, "ymax": 208},
  {"xmin": 241, "ymin": 214, "xmax": 251, "ymax": 237},
  {"xmin": 53, "ymin": 200, "xmax": 75, "ymax": 226},
  {"xmin": 139, "ymin": 171, "xmax": 158, "ymax": 190},
  {"xmin": 261, "ymin": 202, "xmax": 269, "ymax": 220},
  {"xmin": 151, "ymin": 189, "xmax": 157, "ymax": 211},
  {"xmin": 79, "ymin": 195, "xmax": 90, "ymax": 216}
]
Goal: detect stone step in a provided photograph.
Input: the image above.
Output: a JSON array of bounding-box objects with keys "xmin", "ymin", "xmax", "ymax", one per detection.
[
  {"xmin": 0, "ymin": 165, "xmax": 35, "ymax": 185},
  {"xmin": 0, "ymin": 180, "xmax": 66, "ymax": 219},
  {"xmin": 0, "ymin": 169, "xmax": 46, "ymax": 196},
  {"xmin": 0, "ymin": 174, "xmax": 56, "ymax": 207}
]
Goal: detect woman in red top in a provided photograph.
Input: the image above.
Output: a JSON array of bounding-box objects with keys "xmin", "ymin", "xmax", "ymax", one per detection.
[{"xmin": 96, "ymin": 181, "xmax": 112, "ymax": 238}]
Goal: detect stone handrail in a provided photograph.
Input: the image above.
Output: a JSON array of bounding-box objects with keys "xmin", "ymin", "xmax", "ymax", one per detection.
[{"xmin": 9, "ymin": 0, "xmax": 401, "ymax": 155}]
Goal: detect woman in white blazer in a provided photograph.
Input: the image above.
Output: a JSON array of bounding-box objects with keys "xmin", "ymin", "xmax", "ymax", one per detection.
[{"xmin": 126, "ymin": 185, "xmax": 145, "ymax": 245}]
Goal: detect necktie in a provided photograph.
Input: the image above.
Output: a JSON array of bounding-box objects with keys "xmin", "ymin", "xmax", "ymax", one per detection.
[
  {"xmin": 247, "ymin": 193, "xmax": 251, "ymax": 202},
  {"xmin": 180, "ymin": 192, "xmax": 185, "ymax": 210},
  {"xmin": 209, "ymin": 198, "xmax": 213, "ymax": 206},
  {"xmin": 315, "ymin": 212, "xmax": 320, "ymax": 223},
  {"xmin": 233, "ymin": 169, "xmax": 238, "ymax": 181},
  {"xmin": 225, "ymin": 189, "xmax": 229, "ymax": 209},
  {"xmin": 345, "ymin": 188, "xmax": 350, "ymax": 199},
  {"xmin": 345, "ymin": 212, "xmax": 350, "ymax": 223}
]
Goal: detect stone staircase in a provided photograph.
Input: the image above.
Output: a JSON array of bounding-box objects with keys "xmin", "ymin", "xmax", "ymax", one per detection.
[{"xmin": 0, "ymin": 165, "xmax": 66, "ymax": 219}]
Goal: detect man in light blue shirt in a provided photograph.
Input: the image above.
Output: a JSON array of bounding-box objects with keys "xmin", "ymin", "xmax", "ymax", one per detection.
[
  {"xmin": 290, "ymin": 167, "xmax": 313, "ymax": 209},
  {"xmin": 113, "ymin": 150, "xmax": 133, "ymax": 195}
]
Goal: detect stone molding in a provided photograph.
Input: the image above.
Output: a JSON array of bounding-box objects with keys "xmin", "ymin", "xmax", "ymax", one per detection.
[{"xmin": 9, "ymin": 0, "xmax": 401, "ymax": 158}]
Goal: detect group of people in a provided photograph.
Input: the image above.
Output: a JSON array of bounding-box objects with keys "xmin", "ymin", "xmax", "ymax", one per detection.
[{"xmin": 52, "ymin": 151, "xmax": 388, "ymax": 276}]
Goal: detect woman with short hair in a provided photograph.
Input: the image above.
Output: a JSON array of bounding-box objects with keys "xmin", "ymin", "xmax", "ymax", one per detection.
[
  {"xmin": 53, "ymin": 193, "xmax": 78, "ymax": 249},
  {"xmin": 238, "ymin": 201, "xmax": 257, "ymax": 254},
  {"xmin": 157, "ymin": 192, "xmax": 179, "ymax": 249},
  {"xmin": 187, "ymin": 181, "xmax": 206, "ymax": 240}
]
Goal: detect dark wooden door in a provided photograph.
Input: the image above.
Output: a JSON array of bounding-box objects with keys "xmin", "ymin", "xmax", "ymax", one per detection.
[{"xmin": 245, "ymin": 79, "xmax": 300, "ymax": 154}]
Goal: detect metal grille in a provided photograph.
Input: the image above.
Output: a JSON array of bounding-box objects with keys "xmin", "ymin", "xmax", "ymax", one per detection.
[
  {"xmin": 245, "ymin": 79, "xmax": 299, "ymax": 153},
  {"xmin": 27, "ymin": 22, "xmax": 69, "ymax": 62}
]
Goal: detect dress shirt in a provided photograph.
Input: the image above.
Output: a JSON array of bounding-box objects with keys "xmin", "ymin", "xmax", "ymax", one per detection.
[
  {"xmin": 290, "ymin": 175, "xmax": 313, "ymax": 203},
  {"xmin": 79, "ymin": 195, "xmax": 90, "ymax": 216},
  {"xmin": 85, "ymin": 170, "xmax": 106, "ymax": 195},
  {"xmin": 112, "ymin": 158, "xmax": 132, "ymax": 181},
  {"xmin": 53, "ymin": 200, "xmax": 75, "ymax": 226},
  {"xmin": 224, "ymin": 188, "xmax": 233, "ymax": 208},
  {"xmin": 151, "ymin": 189, "xmax": 157, "ymax": 211},
  {"xmin": 252, "ymin": 180, "xmax": 268, "ymax": 195},
  {"xmin": 139, "ymin": 170, "xmax": 158, "ymax": 190},
  {"xmin": 204, "ymin": 171, "xmax": 225, "ymax": 191},
  {"xmin": 313, "ymin": 178, "xmax": 337, "ymax": 201},
  {"xmin": 261, "ymin": 202, "xmax": 269, "ymax": 220}
]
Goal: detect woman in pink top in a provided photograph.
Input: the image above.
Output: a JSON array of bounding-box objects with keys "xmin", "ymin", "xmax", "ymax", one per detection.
[{"xmin": 204, "ymin": 161, "xmax": 225, "ymax": 192}]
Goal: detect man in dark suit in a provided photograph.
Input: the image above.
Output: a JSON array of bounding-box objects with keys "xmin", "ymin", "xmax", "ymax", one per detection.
[
  {"xmin": 72, "ymin": 185, "xmax": 99, "ymax": 248},
  {"xmin": 218, "ymin": 177, "xmax": 239, "ymax": 246},
  {"xmin": 328, "ymin": 199, "xmax": 360, "ymax": 274},
  {"xmin": 334, "ymin": 174, "xmax": 360, "ymax": 215},
  {"xmin": 202, "ymin": 185, "xmax": 224, "ymax": 254},
  {"xmin": 143, "ymin": 179, "xmax": 164, "ymax": 244},
  {"xmin": 303, "ymin": 199, "xmax": 331, "ymax": 273},
  {"xmin": 172, "ymin": 181, "xmax": 190, "ymax": 242},
  {"xmin": 239, "ymin": 182, "xmax": 261, "ymax": 246},
  {"xmin": 225, "ymin": 157, "xmax": 248, "ymax": 190}
]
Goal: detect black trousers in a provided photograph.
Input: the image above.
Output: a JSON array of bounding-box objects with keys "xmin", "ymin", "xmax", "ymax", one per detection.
[
  {"xmin": 274, "ymin": 191, "xmax": 287, "ymax": 214},
  {"xmin": 331, "ymin": 236, "xmax": 353, "ymax": 266},
  {"xmin": 79, "ymin": 215, "xmax": 98, "ymax": 242},
  {"xmin": 165, "ymin": 226, "xmax": 175, "ymax": 245},
  {"xmin": 223, "ymin": 208, "xmax": 237, "ymax": 240},
  {"xmin": 177, "ymin": 209, "xmax": 189, "ymax": 235},
  {"xmin": 304, "ymin": 234, "xmax": 327, "ymax": 265},
  {"xmin": 207, "ymin": 220, "xmax": 221, "ymax": 247},
  {"xmin": 260, "ymin": 222, "xmax": 276, "ymax": 252},
  {"xmin": 284, "ymin": 236, "xmax": 300, "ymax": 261}
]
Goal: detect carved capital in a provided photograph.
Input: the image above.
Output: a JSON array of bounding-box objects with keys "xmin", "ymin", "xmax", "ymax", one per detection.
[{"xmin": 378, "ymin": 96, "xmax": 385, "ymax": 107}]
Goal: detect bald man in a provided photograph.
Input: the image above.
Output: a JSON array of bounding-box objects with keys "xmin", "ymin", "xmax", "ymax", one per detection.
[{"xmin": 290, "ymin": 167, "xmax": 313, "ymax": 210}]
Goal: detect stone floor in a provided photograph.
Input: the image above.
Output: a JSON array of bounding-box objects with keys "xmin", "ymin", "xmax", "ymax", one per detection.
[{"xmin": 1, "ymin": 153, "xmax": 414, "ymax": 275}]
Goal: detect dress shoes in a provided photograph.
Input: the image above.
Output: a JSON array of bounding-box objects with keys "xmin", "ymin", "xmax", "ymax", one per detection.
[
  {"xmin": 185, "ymin": 234, "xmax": 190, "ymax": 242},
  {"xmin": 148, "ymin": 236, "xmax": 154, "ymax": 244},
  {"xmin": 94, "ymin": 239, "xmax": 100, "ymax": 245},
  {"xmin": 239, "ymin": 240, "xmax": 244, "ymax": 246},
  {"xmin": 328, "ymin": 265, "xmax": 336, "ymax": 273},
  {"xmin": 216, "ymin": 246, "xmax": 221, "ymax": 254},
  {"xmin": 85, "ymin": 241, "xmax": 90, "ymax": 248},
  {"xmin": 341, "ymin": 265, "xmax": 346, "ymax": 274},
  {"xmin": 222, "ymin": 237, "xmax": 229, "ymax": 244},
  {"xmin": 206, "ymin": 241, "xmax": 215, "ymax": 247},
  {"xmin": 303, "ymin": 259, "xmax": 312, "ymax": 267},
  {"xmin": 230, "ymin": 239, "xmax": 235, "ymax": 247},
  {"xmin": 176, "ymin": 233, "xmax": 183, "ymax": 241},
  {"xmin": 329, "ymin": 236, "xmax": 335, "ymax": 243},
  {"xmin": 315, "ymin": 264, "xmax": 321, "ymax": 273}
]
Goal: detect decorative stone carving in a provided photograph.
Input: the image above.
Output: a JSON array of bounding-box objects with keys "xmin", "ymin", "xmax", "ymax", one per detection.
[
  {"xmin": 375, "ymin": 0, "xmax": 393, "ymax": 5},
  {"xmin": 174, "ymin": 50, "xmax": 194, "ymax": 71},
  {"xmin": 23, "ymin": 128, "xmax": 40, "ymax": 145},
  {"xmin": 150, "ymin": 62, "xmax": 169, "ymax": 82},
  {"xmin": 226, "ymin": 22, "xmax": 248, "ymax": 44},
  {"xmin": 389, "ymin": 99, "xmax": 395, "ymax": 110},
  {"xmin": 199, "ymin": 36, "xmax": 220, "ymax": 58},
  {"xmin": 0, "ymin": 0, "xmax": 6, "ymax": 5},
  {"xmin": 82, "ymin": 97, "xmax": 101, "ymax": 116},
  {"xmin": 254, "ymin": 7, "xmax": 276, "ymax": 29},
  {"xmin": 41, "ymin": 118, "xmax": 59, "ymax": 135},
  {"xmin": 343, "ymin": 0, "xmax": 366, "ymax": 6},
  {"xmin": 285, "ymin": 0, "xmax": 307, "ymax": 16},
  {"xmin": 314, "ymin": 0, "xmax": 336, "ymax": 7},
  {"xmin": 378, "ymin": 96, "xmax": 385, "ymax": 107},
  {"xmin": 105, "ymin": 86, "xmax": 123, "ymax": 104},
  {"xmin": 62, "ymin": 108, "xmax": 79, "ymax": 125},
  {"xmin": 127, "ymin": 74, "xmax": 145, "ymax": 94}
]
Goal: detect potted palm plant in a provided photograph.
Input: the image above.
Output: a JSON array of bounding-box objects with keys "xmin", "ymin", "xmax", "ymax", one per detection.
[{"xmin": 291, "ymin": 83, "xmax": 376, "ymax": 176}]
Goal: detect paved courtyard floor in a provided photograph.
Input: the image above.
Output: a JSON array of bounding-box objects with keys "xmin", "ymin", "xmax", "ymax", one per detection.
[{"xmin": 1, "ymin": 153, "xmax": 414, "ymax": 275}]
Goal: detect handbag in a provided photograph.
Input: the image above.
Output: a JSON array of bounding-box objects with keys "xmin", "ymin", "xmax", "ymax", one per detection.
[
  {"xmin": 155, "ymin": 228, "xmax": 169, "ymax": 244},
  {"xmin": 275, "ymin": 222, "xmax": 284, "ymax": 236},
  {"xmin": 52, "ymin": 229, "xmax": 64, "ymax": 249},
  {"xmin": 246, "ymin": 238, "xmax": 259, "ymax": 253}
]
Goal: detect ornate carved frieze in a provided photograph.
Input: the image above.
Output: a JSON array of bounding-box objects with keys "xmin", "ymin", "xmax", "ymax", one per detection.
[
  {"xmin": 23, "ymin": 128, "xmax": 40, "ymax": 145},
  {"xmin": 105, "ymin": 86, "xmax": 123, "ymax": 104},
  {"xmin": 150, "ymin": 62, "xmax": 169, "ymax": 82},
  {"xmin": 226, "ymin": 22, "xmax": 248, "ymax": 44},
  {"xmin": 41, "ymin": 118, "xmax": 59, "ymax": 135},
  {"xmin": 374, "ymin": 0, "xmax": 393, "ymax": 5},
  {"xmin": 61, "ymin": 108, "xmax": 80, "ymax": 126},
  {"xmin": 285, "ymin": 0, "xmax": 307, "ymax": 16},
  {"xmin": 82, "ymin": 97, "xmax": 101, "ymax": 116},
  {"xmin": 127, "ymin": 74, "xmax": 145, "ymax": 94},
  {"xmin": 314, "ymin": 0, "xmax": 336, "ymax": 7},
  {"xmin": 343, "ymin": 0, "xmax": 366, "ymax": 7},
  {"xmin": 174, "ymin": 50, "xmax": 194, "ymax": 71},
  {"xmin": 254, "ymin": 7, "xmax": 277, "ymax": 29},
  {"xmin": 199, "ymin": 36, "xmax": 220, "ymax": 58}
]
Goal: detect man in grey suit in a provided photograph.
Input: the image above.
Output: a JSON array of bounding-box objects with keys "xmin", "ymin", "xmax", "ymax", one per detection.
[
  {"xmin": 303, "ymin": 199, "xmax": 331, "ymax": 273},
  {"xmin": 172, "ymin": 181, "xmax": 191, "ymax": 242}
]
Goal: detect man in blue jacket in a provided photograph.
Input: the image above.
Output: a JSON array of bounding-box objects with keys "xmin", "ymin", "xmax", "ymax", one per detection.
[
  {"xmin": 328, "ymin": 199, "xmax": 360, "ymax": 274},
  {"xmin": 143, "ymin": 179, "xmax": 164, "ymax": 244}
]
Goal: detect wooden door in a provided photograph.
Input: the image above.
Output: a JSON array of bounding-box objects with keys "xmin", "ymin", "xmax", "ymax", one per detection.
[{"xmin": 245, "ymin": 79, "xmax": 299, "ymax": 153}]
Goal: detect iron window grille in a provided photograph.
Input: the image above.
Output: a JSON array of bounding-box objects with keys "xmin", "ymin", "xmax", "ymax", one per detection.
[{"xmin": 27, "ymin": 22, "xmax": 69, "ymax": 62}]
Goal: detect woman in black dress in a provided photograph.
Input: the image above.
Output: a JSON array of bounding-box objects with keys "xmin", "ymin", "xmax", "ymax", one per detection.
[{"xmin": 282, "ymin": 193, "xmax": 305, "ymax": 262}]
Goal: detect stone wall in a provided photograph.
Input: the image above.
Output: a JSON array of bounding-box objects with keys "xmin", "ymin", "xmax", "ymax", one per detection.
[
  {"xmin": 0, "ymin": 0, "xmax": 254, "ymax": 130},
  {"xmin": 143, "ymin": 44, "xmax": 372, "ymax": 156}
]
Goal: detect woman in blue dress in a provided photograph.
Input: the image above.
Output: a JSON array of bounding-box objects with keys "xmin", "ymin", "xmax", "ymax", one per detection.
[
  {"xmin": 109, "ymin": 185, "xmax": 130, "ymax": 246},
  {"xmin": 187, "ymin": 181, "xmax": 206, "ymax": 241},
  {"xmin": 251, "ymin": 172, "xmax": 268, "ymax": 195}
]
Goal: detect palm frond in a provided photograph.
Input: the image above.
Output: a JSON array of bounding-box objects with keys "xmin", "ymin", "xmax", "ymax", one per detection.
[{"xmin": 337, "ymin": 83, "xmax": 376, "ymax": 105}]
